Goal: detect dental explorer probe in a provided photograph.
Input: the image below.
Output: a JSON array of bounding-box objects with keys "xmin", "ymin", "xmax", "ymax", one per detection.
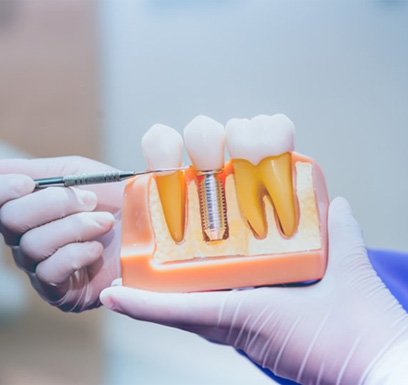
[{"xmin": 34, "ymin": 167, "xmax": 188, "ymax": 189}]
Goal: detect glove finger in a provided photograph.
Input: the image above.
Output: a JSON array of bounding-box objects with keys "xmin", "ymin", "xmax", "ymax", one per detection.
[
  {"xmin": 0, "ymin": 186, "xmax": 97, "ymax": 245},
  {"xmin": 35, "ymin": 241, "xmax": 103, "ymax": 285},
  {"xmin": 0, "ymin": 175, "xmax": 35, "ymax": 206},
  {"xmin": 326, "ymin": 196, "xmax": 368, "ymax": 274},
  {"xmin": 100, "ymin": 286, "xmax": 232, "ymax": 330},
  {"xmin": 0, "ymin": 158, "xmax": 73, "ymax": 178},
  {"xmin": 0, "ymin": 156, "xmax": 112, "ymax": 178},
  {"xmin": 18, "ymin": 211, "xmax": 114, "ymax": 271},
  {"xmin": 328, "ymin": 197, "xmax": 356, "ymax": 235}
]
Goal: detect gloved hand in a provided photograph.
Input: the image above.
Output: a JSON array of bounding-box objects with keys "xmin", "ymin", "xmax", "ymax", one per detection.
[
  {"xmin": 0, "ymin": 157, "xmax": 123, "ymax": 312},
  {"xmin": 100, "ymin": 198, "xmax": 408, "ymax": 384}
]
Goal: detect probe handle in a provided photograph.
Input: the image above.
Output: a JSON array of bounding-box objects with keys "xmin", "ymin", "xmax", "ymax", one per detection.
[
  {"xmin": 34, "ymin": 171, "xmax": 129, "ymax": 189},
  {"xmin": 63, "ymin": 171, "xmax": 123, "ymax": 186}
]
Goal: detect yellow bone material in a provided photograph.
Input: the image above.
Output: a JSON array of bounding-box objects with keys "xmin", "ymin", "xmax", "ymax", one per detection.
[
  {"xmin": 232, "ymin": 152, "xmax": 298, "ymax": 238},
  {"xmin": 155, "ymin": 171, "xmax": 186, "ymax": 243}
]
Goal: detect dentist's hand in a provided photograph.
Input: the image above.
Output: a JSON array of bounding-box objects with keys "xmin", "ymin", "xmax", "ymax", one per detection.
[
  {"xmin": 100, "ymin": 198, "xmax": 408, "ymax": 384},
  {"xmin": 0, "ymin": 157, "xmax": 123, "ymax": 312}
]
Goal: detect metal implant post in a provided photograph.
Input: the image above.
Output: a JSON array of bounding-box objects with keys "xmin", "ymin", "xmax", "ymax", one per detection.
[{"xmin": 197, "ymin": 170, "xmax": 229, "ymax": 242}]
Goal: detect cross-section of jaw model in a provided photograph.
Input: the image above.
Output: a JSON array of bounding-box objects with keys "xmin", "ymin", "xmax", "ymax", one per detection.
[{"xmin": 121, "ymin": 114, "xmax": 329, "ymax": 292}]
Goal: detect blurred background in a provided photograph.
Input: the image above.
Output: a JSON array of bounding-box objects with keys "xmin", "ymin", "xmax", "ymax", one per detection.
[{"xmin": 0, "ymin": 0, "xmax": 407, "ymax": 384}]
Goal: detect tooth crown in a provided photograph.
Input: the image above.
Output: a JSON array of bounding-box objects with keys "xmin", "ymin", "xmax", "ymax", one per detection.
[
  {"xmin": 226, "ymin": 114, "xmax": 295, "ymax": 165},
  {"xmin": 142, "ymin": 124, "xmax": 183, "ymax": 170},
  {"xmin": 183, "ymin": 115, "xmax": 225, "ymax": 170}
]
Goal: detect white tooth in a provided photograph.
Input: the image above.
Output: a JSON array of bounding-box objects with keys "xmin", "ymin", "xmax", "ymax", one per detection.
[
  {"xmin": 225, "ymin": 114, "xmax": 295, "ymax": 164},
  {"xmin": 183, "ymin": 115, "xmax": 225, "ymax": 170},
  {"xmin": 142, "ymin": 124, "xmax": 183, "ymax": 170}
]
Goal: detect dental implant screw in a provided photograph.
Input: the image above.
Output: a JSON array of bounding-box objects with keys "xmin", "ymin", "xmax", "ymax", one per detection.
[{"xmin": 197, "ymin": 170, "xmax": 229, "ymax": 242}]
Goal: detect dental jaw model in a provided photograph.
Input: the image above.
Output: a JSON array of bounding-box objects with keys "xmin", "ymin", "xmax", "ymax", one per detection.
[{"xmin": 121, "ymin": 114, "xmax": 329, "ymax": 292}]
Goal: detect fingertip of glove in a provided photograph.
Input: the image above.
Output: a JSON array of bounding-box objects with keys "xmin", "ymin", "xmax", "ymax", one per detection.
[
  {"xmin": 74, "ymin": 189, "xmax": 98, "ymax": 210},
  {"xmin": 111, "ymin": 278, "xmax": 122, "ymax": 286},
  {"xmin": 10, "ymin": 174, "xmax": 35, "ymax": 196},
  {"xmin": 100, "ymin": 288, "xmax": 115, "ymax": 310},
  {"xmin": 331, "ymin": 196, "xmax": 351, "ymax": 211},
  {"xmin": 100, "ymin": 285, "xmax": 129, "ymax": 311},
  {"xmin": 93, "ymin": 211, "xmax": 116, "ymax": 230},
  {"xmin": 329, "ymin": 196, "xmax": 353, "ymax": 220},
  {"xmin": 328, "ymin": 196, "xmax": 363, "ymax": 242},
  {"xmin": 22, "ymin": 175, "xmax": 36, "ymax": 193}
]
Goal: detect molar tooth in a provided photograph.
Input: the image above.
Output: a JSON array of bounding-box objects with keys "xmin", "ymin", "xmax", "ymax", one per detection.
[
  {"xmin": 142, "ymin": 124, "xmax": 186, "ymax": 243},
  {"xmin": 226, "ymin": 114, "xmax": 298, "ymax": 238},
  {"xmin": 226, "ymin": 114, "xmax": 295, "ymax": 165}
]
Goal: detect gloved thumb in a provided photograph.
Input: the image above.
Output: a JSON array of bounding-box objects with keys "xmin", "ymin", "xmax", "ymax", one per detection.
[
  {"xmin": 100, "ymin": 285, "xmax": 229, "ymax": 332},
  {"xmin": 326, "ymin": 196, "xmax": 367, "ymax": 274}
]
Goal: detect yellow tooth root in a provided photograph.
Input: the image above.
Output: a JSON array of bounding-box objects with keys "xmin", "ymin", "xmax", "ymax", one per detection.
[
  {"xmin": 231, "ymin": 160, "xmax": 267, "ymax": 239},
  {"xmin": 155, "ymin": 172, "xmax": 186, "ymax": 243},
  {"xmin": 258, "ymin": 153, "xmax": 298, "ymax": 237},
  {"xmin": 232, "ymin": 153, "xmax": 298, "ymax": 239}
]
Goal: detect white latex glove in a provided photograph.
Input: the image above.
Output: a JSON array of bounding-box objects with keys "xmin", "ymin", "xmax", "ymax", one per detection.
[
  {"xmin": 100, "ymin": 198, "xmax": 408, "ymax": 384},
  {"xmin": 0, "ymin": 157, "xmax": 123, "ymax": 312}
]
